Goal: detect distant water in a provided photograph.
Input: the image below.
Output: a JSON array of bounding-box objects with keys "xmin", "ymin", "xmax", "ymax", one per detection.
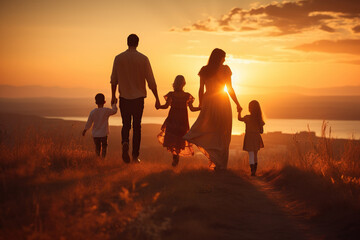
[{"xmin": 45, "ymin": 116, "xmax": 359, "ymax": 140}]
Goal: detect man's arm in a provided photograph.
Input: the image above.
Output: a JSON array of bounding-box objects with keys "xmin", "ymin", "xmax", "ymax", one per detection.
[
  {"xmin": 151, "ymin": 87, "xmax": 161, "ymax": 109},
  {"xmin": 111, "ymin": 84, "xmax": 117, "ymax": 105},
  {"xmin": 110, "ymin": 56, "xmax": 118, "ymax": 105},
  {"xmin": 108, "ymin": 103, "xmax": 118, "ymax": 115},
  {"xmin": 144, "ymin": 57, "xmax": 160, "ymax": 109}
]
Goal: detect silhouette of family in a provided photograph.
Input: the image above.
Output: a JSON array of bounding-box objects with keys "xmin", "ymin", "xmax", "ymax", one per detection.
[{"xmin": 83, "ymin": 34, "xmax": 265, "ymax": 176}]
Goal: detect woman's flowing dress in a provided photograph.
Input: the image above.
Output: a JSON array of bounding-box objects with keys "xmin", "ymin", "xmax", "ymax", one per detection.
[{"xmin": 183, "ymin": 65, "xmax": 232, "ymax": 169}]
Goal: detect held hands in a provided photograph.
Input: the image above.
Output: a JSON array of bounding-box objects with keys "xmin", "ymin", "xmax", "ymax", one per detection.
[
  {"xmin": 237, "ymin": 111, "xmax": 242, "ymax": 121},
  {"xmin": 82, "ymin": 129, "xmax": 87, "ymax": 136},
  {"xmin": 196, "ymin": 103, "xmax": 201, "ymax": 111},
  {"xmin": 237, "ymin": 103, "xmax": 243, "ymax": 121},
  {"xmin": 155, "ymin": 99, "xmax": 161, "ymax": 110},
  {"xmin": 236, "ymin": 104, "xmax": 242, "ymax": 113},
  {"xmin": 111, "ymin": 97, "xmax": 118, "ymax": 105}
]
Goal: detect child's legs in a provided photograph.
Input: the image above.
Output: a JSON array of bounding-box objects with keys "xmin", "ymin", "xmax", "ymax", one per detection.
[
  {"xmin": 100, "ymin": 137, "xmax": 108, "ymax": 158},
  {"xmin": 254, "ymin": 150, "xmax": 258, "ymax": 164},
  {"xmin": 172, "ymin": 154, "xmax": 179, "ymax": 166},
  {"xmin": 248, "ymin": 151, "xmax": 255, "ymax": 165},
  {"xmin": 93, "ymin": 137, "xmax": 101, "ymax": 156}
]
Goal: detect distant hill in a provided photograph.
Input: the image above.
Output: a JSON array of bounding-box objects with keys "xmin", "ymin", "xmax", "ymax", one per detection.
[
  {"xmin": 1, "ymin": 84, "xmax": 360, "ymax": 98},
  {"xmin": 0, "ymin": 85, "xmax": 108, "ymax": 98},
  {"xmin": 261, "ymin": 95, "xmax": 360, "ymax": 120},
  {"xmin": 0, "ymin": 95, "xmax": 360, "ymax": 120},
  {"xmin": 1, "ymin": 84, "xmax": 360, "ymax": 120},
  {"xmin": 241, "ymin": 85, "xmax": 360, "ymax": 96}
]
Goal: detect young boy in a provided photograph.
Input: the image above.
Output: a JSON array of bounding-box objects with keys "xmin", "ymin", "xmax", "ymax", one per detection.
[{"xmin": 82, "ymin": 93, "xmax": 117, "ymax": 158}]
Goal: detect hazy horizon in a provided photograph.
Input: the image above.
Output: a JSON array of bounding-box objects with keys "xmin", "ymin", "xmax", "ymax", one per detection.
[
  {"xmin": 1, "ymin": 84, "xmax": 360, "ymax": 99},
  {"xmin": 1, "ymin": 94, "xmax": 360, "ymax": 121}
]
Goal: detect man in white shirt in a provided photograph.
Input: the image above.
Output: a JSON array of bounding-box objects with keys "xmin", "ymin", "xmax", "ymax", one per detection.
[
  {"xmin": 110, "ymin": 34, "xmax": 160, "ymax": 163},
  {"xmin": 83, "ymin": 93, "xmax": 117, "ymax": 158}
]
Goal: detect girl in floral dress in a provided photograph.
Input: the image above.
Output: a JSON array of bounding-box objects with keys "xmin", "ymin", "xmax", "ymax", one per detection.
[{"xmin": 157, "ymin": 75, "xmax": 201, "ymax": 166}]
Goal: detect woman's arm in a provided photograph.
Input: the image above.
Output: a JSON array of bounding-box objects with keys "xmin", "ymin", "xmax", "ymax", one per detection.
[
  {"xmin": 198, "ymin": 76, "xmax": 205, "ymax": 107},
  {"xmin": 223, "ymin": 65, "xmax": 241, "ymax": 112},
  {"xmin": 226, "ymin": 82, "xmax": 242, "ymax": 112}
]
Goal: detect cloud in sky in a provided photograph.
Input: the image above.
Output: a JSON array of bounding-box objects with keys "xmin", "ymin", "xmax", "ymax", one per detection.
[
  {"xmin": 339, "ymin": 59, "xmax": 360, "ymax": 65},
  {"xmin": 172, "ymin": 0, "xmax": 360, "ymax": 36},
  {"xmin": 353, "ymin": 25, "xmax": 360, "ymax": 33},
  {"xmin": 292, "ymin": 39, "xmax": 360, "ymax": 55}
]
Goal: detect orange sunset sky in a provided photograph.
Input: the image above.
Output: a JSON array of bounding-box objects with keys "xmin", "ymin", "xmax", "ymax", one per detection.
[{"xmin": 1, "ymin": 0, "xmax": 360, "ymax": 99}]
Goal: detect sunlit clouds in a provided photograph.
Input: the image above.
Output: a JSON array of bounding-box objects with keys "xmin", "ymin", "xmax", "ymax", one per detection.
[
  {"xmin": 292, "ymin": 39, "xmax": 360, "ymax": 55},
  {"xmin": 172, "ymin": 0, "xmax": 360, "ymax": 36},
  {"xmin": 171, "ymin": 0, "xmax": 360, "ymax": 64},
  {"xmin": 167, "ymin": 0, "xmax": 360, "ymax": 95}
]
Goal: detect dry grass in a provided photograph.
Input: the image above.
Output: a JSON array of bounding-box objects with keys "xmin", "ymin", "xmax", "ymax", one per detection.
[
  {"xmin": 0, "ymin": 120, "xmax": 204, "ymax": 239},
  {"xmin": 253, "ymin": 122, "xmax": 360, "ymax": 238},
  {"xmin": 1, "ymin": 115, "xmax": 359, "ymax": 239},
  {"xmin": 272, "ymin": 122, "xmax": 360, "ymax": 198}
]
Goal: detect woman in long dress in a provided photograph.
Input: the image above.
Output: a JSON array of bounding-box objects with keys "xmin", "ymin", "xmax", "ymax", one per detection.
[{"xmin": 183, "ymin": 48, "xmax": 242, "ymax": 170}]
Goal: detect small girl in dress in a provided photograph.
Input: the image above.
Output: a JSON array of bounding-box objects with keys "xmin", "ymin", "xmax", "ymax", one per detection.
[
  {"xmin": 238, "ymin": 100, "xmax": 265, "ymax": 176},
  {"xmin": 157, "ymin": 75, "xmax": 201, "ymax": 166}
]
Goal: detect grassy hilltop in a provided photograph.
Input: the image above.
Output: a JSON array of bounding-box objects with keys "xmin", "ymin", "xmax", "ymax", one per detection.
[{"xmin": 0, "ymin": 113, "xmax": 359, "ymax": 239}]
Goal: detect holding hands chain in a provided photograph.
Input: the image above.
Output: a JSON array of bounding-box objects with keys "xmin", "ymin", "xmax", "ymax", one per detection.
[
  {"xmin": 237, "ymin": 103, "xmax": 242, "ymax": 113},
  {"xmin": 111, "ymin": 97, "xmax": 118, "ymax": 105}
]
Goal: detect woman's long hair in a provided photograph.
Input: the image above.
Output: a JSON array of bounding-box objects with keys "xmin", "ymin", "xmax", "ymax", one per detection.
[
  {"xmin": 249, "ymin": 100, "xmax": 265, "ymax": 126},
  {"xmin": 200, "ymin": 48, "xmax": 226, "ymax": 78}
]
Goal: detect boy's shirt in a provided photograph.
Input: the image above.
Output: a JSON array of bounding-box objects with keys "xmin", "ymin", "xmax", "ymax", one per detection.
[{"xmin": 85, "ymin": 104, "xmax": 117, "ymax": 137}]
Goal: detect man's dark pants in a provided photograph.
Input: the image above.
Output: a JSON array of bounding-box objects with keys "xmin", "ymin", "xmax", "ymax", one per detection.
[{"xmin": 119, "ymin": 97, "xmax": 144, "ymax": 158}]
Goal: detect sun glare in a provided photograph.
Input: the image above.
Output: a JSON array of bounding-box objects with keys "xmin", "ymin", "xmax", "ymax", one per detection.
[{"xmin": 226, "ymin": 55, "xmax": 242, "ymax": 93}]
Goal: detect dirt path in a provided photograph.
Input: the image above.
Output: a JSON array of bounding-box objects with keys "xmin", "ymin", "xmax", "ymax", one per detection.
[
  {"xmin": 125, "ymin": 167, "xmax": 325, "ymax": 240},
  {"xmin": 246, "ymin": 177, "xmax": 324, "ymax": 240}
]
